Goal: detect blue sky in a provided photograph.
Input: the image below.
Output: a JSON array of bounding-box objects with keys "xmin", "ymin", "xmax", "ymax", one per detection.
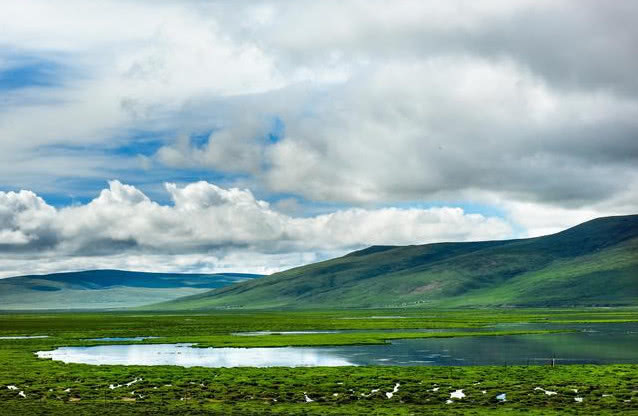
[{"xmin": 0, "ymin": 0, "xmax": 636, "ymax": 277}]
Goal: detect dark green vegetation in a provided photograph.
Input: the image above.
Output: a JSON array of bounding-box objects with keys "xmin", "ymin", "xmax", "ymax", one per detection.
[
  {"xmin": 0, "ymin": 270, "xmax": 261, "ymax": 310},
  {"xmin": 155, "ymin": 215, "xmax": 638, "ymax": 310},
  {"xmin": 1, "ymin": 309, "xmax": 638, "ymax": 415}
]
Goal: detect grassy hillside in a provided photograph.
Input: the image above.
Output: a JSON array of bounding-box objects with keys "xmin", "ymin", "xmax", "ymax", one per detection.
[
  {"xmin": 154, "ymin": 215, "xmax": 638, "ymax": 310},
  {"xmin": 0, "ymin": 270, "xmax": 261, "ymax": 310}
]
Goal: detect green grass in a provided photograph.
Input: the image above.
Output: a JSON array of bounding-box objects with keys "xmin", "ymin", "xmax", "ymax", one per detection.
[
  {"xmin": 153, "ymin": 215, "xmax": 638, "ymax": 310},
  {"xmin": 1, "ymin": 309, "xmax": 638, "ymax": 415}
]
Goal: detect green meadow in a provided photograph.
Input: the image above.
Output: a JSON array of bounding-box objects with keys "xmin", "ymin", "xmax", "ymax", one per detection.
[{"xmin": 1, "ymin": 309, "xmax": 638, "ymax": 415}]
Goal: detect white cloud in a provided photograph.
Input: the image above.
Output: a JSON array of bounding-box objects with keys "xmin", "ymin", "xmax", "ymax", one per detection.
[
  {"xmin": 0, "ymin": 181, "xmax": 513, "ymax": 277},
  {"xmin": 0, "ymin": 0, "xmax": 637, "ymax": 276}
]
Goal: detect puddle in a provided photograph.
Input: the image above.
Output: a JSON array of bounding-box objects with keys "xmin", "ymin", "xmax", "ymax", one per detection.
[
  {"xmin": 0, "ymin": 335, "xmax": 49, "ymax": 340},
  {"xmin": 85, "ymin": 337, "xmax": 160, "ymax": 342},
  {"xmin": 232, "ymin": 331, "xmax": 339, "ymax": 336},
  {"xmin": 338, "ymin": 316, "xmax": 407, "ymax": 320}
]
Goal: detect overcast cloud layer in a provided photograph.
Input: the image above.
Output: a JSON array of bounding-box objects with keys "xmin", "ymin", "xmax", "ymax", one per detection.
[{"xmin": 1, "ymin": 1, "xmax": 637, "ymax": 276}]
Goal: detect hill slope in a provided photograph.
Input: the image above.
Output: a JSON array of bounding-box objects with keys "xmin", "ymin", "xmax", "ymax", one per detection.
[
  {"xmin": 154, "ymin": 215, "xmax": 638, "ymax": 310},
  {"xmin": 0, "ymin": 270, "xmax": 261, "ymax": 310}
]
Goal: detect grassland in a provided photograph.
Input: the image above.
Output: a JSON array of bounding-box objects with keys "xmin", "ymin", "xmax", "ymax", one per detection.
[{"xmin": 1, "ymin": 309, "xmax": 638, "ymax": 415}]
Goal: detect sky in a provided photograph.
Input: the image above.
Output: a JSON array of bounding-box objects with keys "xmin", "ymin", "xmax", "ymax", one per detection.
[{"xmin": 1, "ymin": 0, "xmax": 637, "ymax": 277}]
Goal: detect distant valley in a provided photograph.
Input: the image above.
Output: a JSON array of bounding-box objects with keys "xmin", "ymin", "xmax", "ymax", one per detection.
[{"xmin": 0, "ymin": 270, "xmax": 261, "ymax": 310}]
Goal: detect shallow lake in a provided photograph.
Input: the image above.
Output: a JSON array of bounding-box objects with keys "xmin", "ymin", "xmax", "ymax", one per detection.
[{"xmin": 36, "ymin": 323, "xmax": 638, "ymax": 368}]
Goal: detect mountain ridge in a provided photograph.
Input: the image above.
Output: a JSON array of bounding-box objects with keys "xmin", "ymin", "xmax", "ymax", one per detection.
[
  {"xmin": 0, "ymin": 270, "xmax": 262, "ymax": 310},
  {"xmin": 152, "ymin": 214, "xmax": 638, "ymax": 310}
]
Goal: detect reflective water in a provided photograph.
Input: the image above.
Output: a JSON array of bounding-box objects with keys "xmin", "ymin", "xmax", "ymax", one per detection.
[
  {"xmin": 231, "ymin": 328, "xmax": 469, "ymax": 336},
  {"xmin": 37, "ymin": 344, "xmax": 355, "ymax": 367},
  {"xmin": 85, "ymin": 337, "xmax": 160, "ymax": 341},
  {"xmin": 233, "ymin": 331, "xmax": 340, "ymax": 336},
  {"xmin": 0, "ymin": 335, "xmax": 49, "ymax": 340},
  {"xmin": 36, "ymin": 323, "xmax": 638, "ymax": 368}
]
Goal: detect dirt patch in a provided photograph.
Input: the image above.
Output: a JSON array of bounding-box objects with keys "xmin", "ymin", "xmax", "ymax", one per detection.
[{"xmin": 412, "ymin": 282, "xmax": 443, "ymax": 294}]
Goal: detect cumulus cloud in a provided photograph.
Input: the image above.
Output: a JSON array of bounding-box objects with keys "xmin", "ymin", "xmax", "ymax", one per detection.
[
  {"xmin": 0, "ymin": 181, "xmax": 512, "ymax": 277},
  {"xmin": 1, "ymin": 0, "xmax": 637, "ymax": 276}
]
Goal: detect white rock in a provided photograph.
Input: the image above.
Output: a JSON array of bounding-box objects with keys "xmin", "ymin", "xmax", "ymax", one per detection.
[
  {"xmin": 450, "ymin": 389, "xmax": 465, "ymax": 399},
  {"xmin": 125, "ymin": 378, "xmax": 142, "ymax": 387},
  {"xmin": 535, "ymin": 387, "xmax": 557, "ymax": 396},
  {"xmin": 385, "ymin": 383, "xmax": 400, "ymax": 399}
]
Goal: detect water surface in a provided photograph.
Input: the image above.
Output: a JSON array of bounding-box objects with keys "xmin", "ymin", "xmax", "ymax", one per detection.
[
  {"xmin": 37, "ymin": 344, "xmax": 354, "ymax": 367},
  {"xmin": 36, "ymin": 323, "xmax": 638, "ymax": 368},
  {"xmin": 0, "ymin": 335, "xmax": 48, "ymax": 340}
]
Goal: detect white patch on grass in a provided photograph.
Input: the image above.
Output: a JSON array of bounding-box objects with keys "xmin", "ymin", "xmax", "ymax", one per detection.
[
  {"xmin": 450, "ymin": 389, "xmax": 465, "ymax": 399},
  {"xmin": 575, "ymin": 397, "xmax": 583, "ymax": 403},
  {"xmin": 125, "ymin": 378, "xmax": 142, "ymax": 387},
  {"xmin": 18, "ymin": 391, "xmax": 26, "ymax": 398},
  {"xmin": 446, "ymin": 399, "xmax": 453, "ymax": 404},
  {"xmin": 7, "ymin": 385, "xmax": 18, "ymax": 390},
  {"xmin": 496, "ymin": 393, "xmax": 506, "ymax": 401},
  {"xmin": 535, "ymin": 387, "xmax": 557, "ymax": 396},
  {"xmin": 385, "ymin": 383, "xmax": 400, "ymax": 399}
]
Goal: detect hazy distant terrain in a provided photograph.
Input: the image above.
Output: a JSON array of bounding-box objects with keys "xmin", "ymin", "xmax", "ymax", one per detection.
[
  {"xmin": 0, "ymin": 270, "xmax": 261, "ymax": 310},
  {"xmin": 154, "ymin": 215, "xmax": 638, "ymax": 310}
]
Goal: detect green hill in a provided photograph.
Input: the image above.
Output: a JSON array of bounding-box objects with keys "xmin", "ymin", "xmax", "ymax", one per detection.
[
  {"xmin": 153, "ymin": 215, "xmax": 638, "ymax": 310},
  {"xmin": 0, "ymin": 270, "xmax": 261, "ymax": 310}
]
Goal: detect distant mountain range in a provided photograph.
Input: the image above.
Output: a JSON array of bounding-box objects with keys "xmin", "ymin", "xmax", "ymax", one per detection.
[
  {"xmin": 0, "ymin": 270, "xmax": 261, "ymax": 310},
  {"xmin": 152, "ymin": 215, "xmax": 638, "ymax": 310}
]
